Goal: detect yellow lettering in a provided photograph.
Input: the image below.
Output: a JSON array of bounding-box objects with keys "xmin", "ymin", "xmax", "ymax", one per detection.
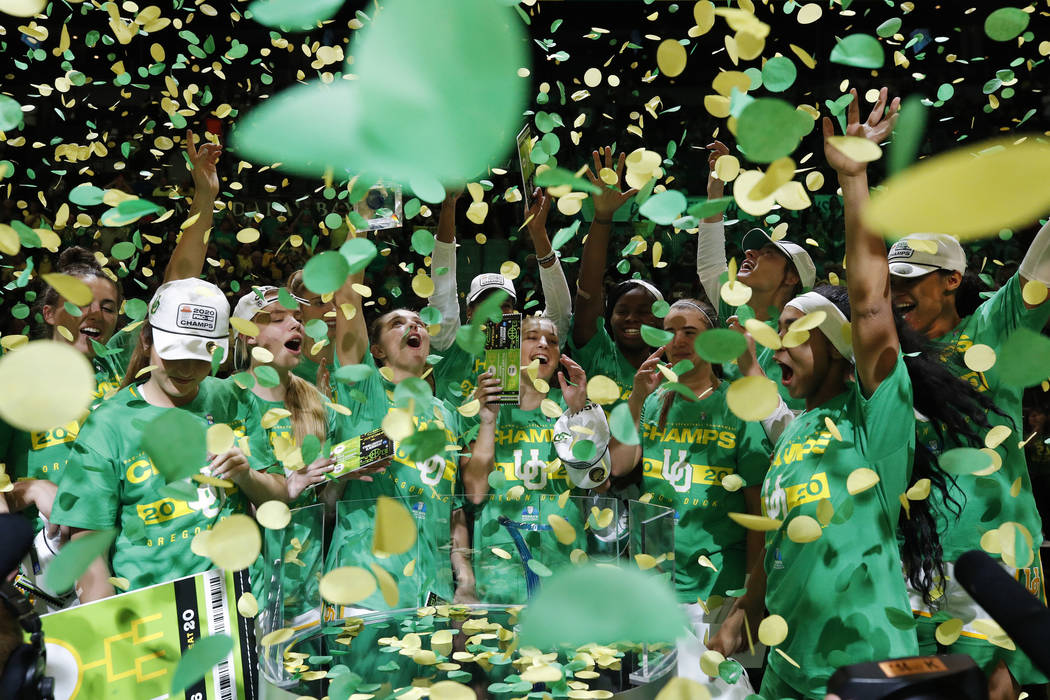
[
  {"xmin": 718, "ymin": 431, "xmax": 736, "ymax": 449},
  {"xmin": 126, "ymin": 458, "xmax": 157, "ymax": 484}
]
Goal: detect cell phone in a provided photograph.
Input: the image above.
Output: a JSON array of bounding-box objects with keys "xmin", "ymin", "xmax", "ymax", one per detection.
[{"xmin": 516, "ymin": 125, "xmax": 536, "ymax": 217}]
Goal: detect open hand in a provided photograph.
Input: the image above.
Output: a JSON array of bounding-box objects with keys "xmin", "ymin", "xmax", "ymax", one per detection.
[
  {"xmin": 823, "ymin": 87, "xmax": 901, "ymax": 177},
  {"xmin": 558, "ymin": 354, "xmax": 588, "ymax": 413},
  {"xmin": 584, "ymin": 146, "xmax": 639, "ymax": 219},
  {"xmin": 186, "ymin": 128, "xmax": 221, "ymax": 200}
]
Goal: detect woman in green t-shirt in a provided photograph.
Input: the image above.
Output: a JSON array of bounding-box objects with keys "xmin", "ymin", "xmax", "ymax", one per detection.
[
  {"xmin": 50, "ymin": 278, "xmax": 286, "ymax": 602},
  {"xmin": 710, "ymin": 94, "xmax": 997, "ymax": 699},
  {"xmin": 324, "ymin": 263, "xmax": 466, "ymax": 609},
  {"xmin": 5, "ymin": 133, "xmax": 222, "ymax": 595},
  {"xmin": 459, "ymin": 315, "xmax": 609, "ymax": 604},
  {"xmin": 608, "ymin": 298, "xmax": 771, "ymax": 681}
]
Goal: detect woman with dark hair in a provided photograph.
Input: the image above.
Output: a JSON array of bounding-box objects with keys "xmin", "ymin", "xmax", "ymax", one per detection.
[
  {"xmin": 709, "ymin": 93, "xmax": 998, "ymax": 699},
  {"xmin": 696, "ymin": 140, "xmax": 819, "ymax": 413},
  {"xmin": 837, "ymin": 89, "xmax": 1050, "ymax": 696},
  {"xmin": 569, "ymin": 147, "xmax": 655, "ymax": 406},
  {"xmin": 608, "ymin": 298, "xmax": 770, "ymax": 681}
]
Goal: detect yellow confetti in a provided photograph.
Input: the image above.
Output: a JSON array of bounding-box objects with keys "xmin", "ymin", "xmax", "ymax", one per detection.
[
  {"xmin": 430, "ymin": 681, "xmax": 476, "ymax": 700},
  {"xmin": 656, "ymin": 39, "xmax": 688, "ymax": 77},
  {"xmin": 727, "ymin": 512, "xmax": 782, "ymax": 531},
  {"xmin": 699, "ymin": 649, "xmax": 724, "ymax": 677},
  {"xmin": 963, "ymin": 344, "xmax": 996, "ymax": 373},
  {"xmin": 720, "ymin": 280, "xmax": 753, "ymax": 307},
  {"xmin": 786, "ymin": 515, "xmax": 822, "ymax": 543},
  {"xmin": 548, "ymin": 514, "xmax": 577, "ymax": 545},
  {"xmin": 207, "ymin": 514, "xmax": 261, "ymax": 571},
  {"xmin": 0, "ymin": 341, "xmax": 95, "ymax": 432},
  {"xmin": 108, "ymin": 576, "xmax": 130, "ymax": 591},
  {"xmin": 256, "ymin": 500, "xmax": 292, "ymax": 530},
  {"xmin": 369, "ymin": 563, "xmax": 400, "ymax": 607},
  {"xmin": 229, "ymin": 317, "xmax": 260, "ymax": 337},
  {"xmin": 541, "ymin": 399, "xmax": 564, "ymax": 419},
  {"xmin": 586, "ymin": 375, "xmax": 621, "ymax": 405},
  {"xmin": 41, "ymin": 273, "xmax": 93, "ymax": 306},
  {"xmin": 319, "ymin": 566, "xmax": 377, "ymax": 606},
  {"xmin": 490, "ymin": 547, "xmax": 512, "ymax": 560},
  {"xmin": 796, "ymin": 2, "xmax": 822, "ymax": 23},
  {"xmin": 458, "ymin": 399, "xmax": 481, "ymax": 417},
  {"xmin": 935, "ymin": 618, "xmax": 963, "ymax": 646},
  {"xmin": 847, "ymin": 468, "xmax": 880, "ymax": 495},
  {"xmin": 635, "ymin": 553, "xmax": 659, "ymax": 570},
  {"xmin": 804, "ymin": 171, "xmax": 824, "ymax": 191},
  {"xmin": 656, "ymin": 677, "xmax": 712, "ymax": 700},
  {"xmin": 726, "ymin": 376, "xmax": 779, "ymax": 421},
  {"xmin": 260, "ymin": 627, "xmax": 294, "ymax": 648},
  {"xmin": 373, "ymin": 495, "xmax": 417, "ymax": 556},
  {"xmin": 206, "ymin": 423, "xmax": 236, "ymax": 454},
  {"xmin": 864, "ymin": 137, "xmax": 1050, "ymax": 240},
  {"xmin": 721, "ymin": 473, "xmax": 744, "ymax": 492},
  {"xmin": 906, "ymin": 479, "xmax": 931, "ymax": 501},
  {"xmin": 237, "ymin": 592, "xmax": 259, "ymax": 618},
  {"xmin": 824, "ymin": 416, "xmax": 843, "ymax": 441},
  {"xmin": 984, "ymin": 425, "xmax": 1011, "ymax": 449},
  {"xmin": 1022, "ymin": 280, "xmax": 1048, "ymax": 306},
  {"xmin": 733, "ymin": 169, "xmax": 778, "ymax": 216},
  {"xmin": 758, "ymin": 614, "xmax": 788, "ymax": 646},
  {"xmin": 744, "ymin": 318, "xmax": 782, "ymax": 350}
]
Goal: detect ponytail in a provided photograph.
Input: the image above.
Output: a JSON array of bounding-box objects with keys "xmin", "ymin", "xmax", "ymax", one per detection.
[
  {"xmin": 285, "ymin": 374, "xmax": 328, "ymax": 446},
  {"xmin": 120, "ymin": 324, "xmax": 153, "ymax": 389}
]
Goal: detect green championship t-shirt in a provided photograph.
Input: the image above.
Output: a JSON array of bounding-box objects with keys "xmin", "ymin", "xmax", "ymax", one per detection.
[
  {"xmin": 327, "ymin": 353, "xmax": 462, "ymax": 609},
  {"xmin": 470, "ymin": 392, "xmax": 587, "ymax": 604},
  {"xmin": 918, "ymin": 273, "xmax": 1050, "ymax": 565},
  {"xmin": 49, "ymin": 377, "xmax": 275, "ymax": 593},
  {"xmin": 717, "ymin": 296, "xmax": 805, "ymax": 412},
  {"xmin": 761, "ymin": 355, "xmax": 918, "ymax": 699},
  {"xmin": 431, "ymin": 342, "xmax": 486, "ymax": 407},
  {"xmin": 5, "ymin": 332, "xmax": 135, "ymax": 531},
  {"xmin": 568, "ymin": 320, "xmax": 636, "ymax": 408},
  {"xmin": 639, "ymin": 383, "xmax": 771, "ymax": 603}
]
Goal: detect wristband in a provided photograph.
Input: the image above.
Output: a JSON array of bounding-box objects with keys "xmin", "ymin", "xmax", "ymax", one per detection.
[{"xmin": 536, "ymin": 251, "xmax": 558, "ymax": 266}]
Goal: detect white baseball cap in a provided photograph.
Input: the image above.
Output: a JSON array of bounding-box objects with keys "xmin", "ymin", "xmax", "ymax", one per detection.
[
  {"xmin": 742, "ymin": 228, "xmax": 817, "ymax": 291},
  {"xmin": 148, "ymin": 279, "xmax": 230, "ymax": 362},
  {"xmin": 232, "ymin": 285, "xmax": 308, "ymax": 322},
  {"xmin": 887, "ymin": 233, "xmax": 967, "ymax": 278},
  {"xmin": 467, "ymin": 273, "xmax": 517, "ymax": 305}
]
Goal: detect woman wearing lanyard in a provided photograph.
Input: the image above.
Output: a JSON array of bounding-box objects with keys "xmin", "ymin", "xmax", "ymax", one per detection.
[
  {"xmin": 608, "ymin": 298, "xmax": 771, "ymax": 681},
  {"xmin": 50, "ymin": 278, "xmax": 283, "ymax": 602}
]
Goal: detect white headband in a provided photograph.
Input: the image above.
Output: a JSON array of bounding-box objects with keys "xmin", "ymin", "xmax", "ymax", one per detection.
[
  {"xmin": 670, "ymin": 300, "xmax": 717, "ymax": 330},
  {"xmin": 785, "ymin": 292, "xmax": 854, "ymax": 363},
  {"xmin": 622, "ymin": 279, "xmax": 665, "ymax": 302}
]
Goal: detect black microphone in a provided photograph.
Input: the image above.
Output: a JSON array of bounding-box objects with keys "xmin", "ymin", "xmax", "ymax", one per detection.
[{"xmin": 955, "ymin": 549, "xmax": 1050, "ymax": 676}]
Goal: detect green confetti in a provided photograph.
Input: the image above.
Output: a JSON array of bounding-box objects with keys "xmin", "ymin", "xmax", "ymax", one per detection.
[
  {"xmin": 69, "ymin": 184, "xmax": 105, "ymax": 206},
  {"xmin": 760, "ymin": 56, "xmax": 797, "ymax": 93},
  {"xmin": 411, "ymin": 229, "xmax": 435, "ymax": 256},
  {"xmin": 302, "ymin": 250, "xmax": 349, "ymax": 295},
  {"xmin": 332, "ymin": 364, "xmax": 375, "ymax": 384},
  {"xmin": 984, "ymin": 7, "xmax": 1029, "ymax": 42},
  {"xmin": 693, "ymin": 329, "xmax": 746, "ymax": 363},
  {"xmin": 609, "ymin": 403, "xmax": 639, "ymax": 446},
  {"xmin": 638, "ymin": 190, "xmax": 687, "ymax": 226},
  {"xmin": 884, "ymin": 607, "xmax": 918, "ymax": 630},
  {"xmin": 123, "ymin": 298, "xmax": 147, "ymax": 321},
  {"xmin": 876, "ymin": 18, "xmax": 902, "ymax": 38},
  {"xmin": 687, "ymin": 197, "xmax": 732, "ymax": 219},
  {"xmin": 938, "ymin": 447, "xmax": 995, "ymax": 475},
  {"xmin": 888, "ymin": 95, "xmax": 927, "ymax": 175},
  {"xmin": 248, "ymin": 0, "xmax": 344, "ymax": 31},
  {"xmin": 141, "ymin": 410, "xmax": 206, "ymax": 482},
  {"xmin": 534, "ymin": 167, "xmax": 600, "ymax": 194},
  {"xmin": 232, "ymin": 0, "xmax": 528, "ymax": 185},
  {"xmin": 304, "ymin": 318, "xmax": 328, "ymax": 340},
  {"xmin": 0, "ymin": 96, "xmax": 24, "ymax": 131},
  {"xmin": 518, "ymin": 565, "xmax": 687, "ymax": 647},
  {"xmin": 651, "ymin": 300, "xmax": 670, "ymax": 318},
  {"xmin": 997, "ymin": 327, "xmax": 1050, "ymax": 387},
  {"xmin": 110, "ymin": 241, "xmax": 137, "ymax": 260},
  {"xmin": 339, "ymin": 237, "xmax": 378, "ymax": 274},
  {"xmin": 255, "ymin": 366, "xmax": 281, "ymax": 387},
  {"xmin": 640, "ymin": 324, "xmax": 673, "ymax": 347},
  {"xmin": 551, "ymin": 220, "xmax": 581, "ymax": 251},
  {"xmin": 571, "ymin": 439, "xmax": 596, "ymax": 462},
  {"xmin": 401, "ymin": 428, "xmax": 446, "ymax": 462},
  {"xmin": 736, "ymin": 99, "xmax": 811, "ymax": 163},
  {"xmin": 829, "ymin": 34, "xmax": 885, "ymax": 70},
  {"xmin": 45, "ymin": 529, "xmax": 118, "ymax": 593},
  {"xmin": 170, "ymin": 634, "xmax": 234, "ymax": 694},
  {"xmin": 526, "ymin": 559, "xmax": 552, "ymax": 577}
]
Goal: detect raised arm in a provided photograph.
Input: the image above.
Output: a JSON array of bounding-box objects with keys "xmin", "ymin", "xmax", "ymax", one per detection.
[
  {"xmin": 573, "ymin": 147, "xmax": 638, "ymax": 348},
  {"xmin": 826, "ymin": 88, "xmax": 901, "ymax": 394},
  {"xmin": 333, "ymin": 259, "xmax": 368, "ymax": 367},
  {"xmin": 164, "ymin": 129, "xmax": 221, "ymax": 283},
  {"xmin": 526, "ymin": 189, "xmax": 572, "ymax": 345},
  {"xmin": 428, "ymin": 190, "xmax": 463, "ymax": 351},
  {"xmin": 696, "ymin": 141, "xmax": 730, "ymax": 307},
  {"xmin": 459, "ymin": 370, "xmax": 502, "ymax": 504}
]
